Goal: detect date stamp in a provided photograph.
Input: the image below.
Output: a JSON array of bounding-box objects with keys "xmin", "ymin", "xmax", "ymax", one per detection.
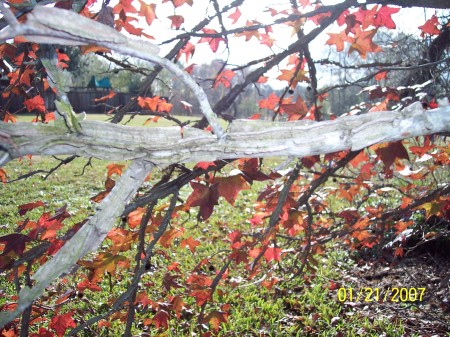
[{"xmin": 337, "ymin": 287, "xmax": 426, "ymax": 303}]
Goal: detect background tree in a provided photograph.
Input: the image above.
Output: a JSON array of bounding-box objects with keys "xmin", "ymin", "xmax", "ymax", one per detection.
[{"xmin": 0, "ymin": 0, "xmax": 449, "ymax": 336}]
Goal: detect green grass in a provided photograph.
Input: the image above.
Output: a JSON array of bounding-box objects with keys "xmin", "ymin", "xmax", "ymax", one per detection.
[{"xmin": 0, "ymin": 154, "xmax": 409, "ymax": 336}]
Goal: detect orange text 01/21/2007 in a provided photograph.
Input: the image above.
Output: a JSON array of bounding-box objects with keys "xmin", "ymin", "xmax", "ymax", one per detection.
[{"xmin": 336, "ymin": 287, "xmax": 426, "ymax": 303}]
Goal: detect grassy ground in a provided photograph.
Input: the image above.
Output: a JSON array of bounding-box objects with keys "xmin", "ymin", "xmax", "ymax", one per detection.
[
  {"xmin": 0, "ymin": 158, "xmax": 409, "ymax": 336},
  {"xmin": 2, "ymin": 115, "xmax": 447, "ymax": 336}
]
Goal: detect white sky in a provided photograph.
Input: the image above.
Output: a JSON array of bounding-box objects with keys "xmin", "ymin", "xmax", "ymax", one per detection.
[{"xmin": 114, "ymin": 0, "xmax": 440, "ymax": 88}]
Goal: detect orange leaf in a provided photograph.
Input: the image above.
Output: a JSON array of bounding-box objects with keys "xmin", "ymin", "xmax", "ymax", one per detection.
[
  {"xmin": 106, "ymin": 163, "xmax": 125, "ymax": 177},
  {"xmin": 348, "ymin": 27, "xmax": 382, "ymax": 59},
  {"xmin": 138, "ymin": 0, "xmax": 157, "ymax": 26},
  {"xmin": 159, "ymin": 228, "xmax": 183, "ymax": 248},
  {"xmin": 0, "ymin": 168, "xmax": 7, "ymax": 185},
  {"xmin": 181, "ymin": 236, "xmax": 200, "ymax": 253},
  {"xmin": 94, "ymin": 90, "xmax": 116, "ymax": 102},
  {"xmin": 374, "ymin": 71, "xmax": 388, "ymax": 81},
  {"xmin": 259, "ymin": 93, "xmax": 279, "ymax": 110},
  {"xmin": 3, "ymin": 111, "xmax": 16, "ymax": 123},
  {"xmin": 213, "ymin": 69, "xmax": 236, "ymax": 88},
  {"xmin": 24, "ymin": 95, "xmax": 45, "ymax": 113}
]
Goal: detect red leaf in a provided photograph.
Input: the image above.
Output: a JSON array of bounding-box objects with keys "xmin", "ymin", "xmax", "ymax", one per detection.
[
  {"xmin": 186, "ymin": 182, "xmax": 219, "ymax": 221},
  {"xmin": 194, "ymin": 161, "xmax": 216, "ymax": 170},
  {"xmin": 56, "ymin": 50, "xmax": 69, "ymax": 69},
  {"xmin": 374, "ymin": 6, "xmax": 400, "ymax": 29},
  {"xmin": 228, "ymin": 7, "xmax": 241, "ymax": 24},
  {"xmin": 168, "ymin": 15, "xmax": 184, "ymax": 29},
  {"xmin": 418, "ymin": 15, "xmax": 440, "ymax": 37},
  {"xmin": 0, "ymin": 233, "xmax": 32, "ymax": 256},
  {"xmin": 176, "ymin": 42, "xmax": 195, "ymax": 62},
  {"xmin": 50, "ymin": 312, "xmax": 76, "ymax": 337},
  {"xmin": 264, "ymin": 246, "xmax": 281, "ymax": 262},
  {"xmin": 127, "ymin": 207, "xmax": 146, "ymax": 228},
  {"xmin": 374, "ymin": 141, "xmax": 409, "ymax": 177},
  {"xmin": 199, "ymin": 28, "xmax": 225, "ymax": 53},
  {"xmin": 152, "ymin": 310, "xmax": 169, "ymax": 329},
  {"xmin": 190, "ymin": 289, "xmax": 211, "ymax": 306},
  {"xmin": 18, "ymin": 200, "xmax": 45, "ymax": 216},
  {"xmin": 348, "ymin": 27, "xmax": 382, "ymax": 59},
  {"xmin": 77, "ymin": 278, "xmax": 102, "ymax": 292},
  {"xmin": 30, "ymin": 328, "xmax": 54, "ymax": 337}
]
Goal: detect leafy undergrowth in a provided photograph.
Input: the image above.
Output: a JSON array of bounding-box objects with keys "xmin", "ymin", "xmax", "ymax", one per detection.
[{"xmin": 2, "ymin": 156, "xmax": 449, "ymax": 336}]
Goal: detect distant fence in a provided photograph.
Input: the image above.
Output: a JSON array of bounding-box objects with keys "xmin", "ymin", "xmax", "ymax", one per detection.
[{"xmin": 1, "ymin": 89, "xmax": 140, "ymax": 114}]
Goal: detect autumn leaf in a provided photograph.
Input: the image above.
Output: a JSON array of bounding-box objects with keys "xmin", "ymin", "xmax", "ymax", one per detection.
[
  {"xmin": 168, "ymin": 15, "xmax": 184, "ymax": 29},
  {"xmin": 152, "ymin": 310, "xmax": 169, "ymax": 329},
  {"xmin": 264, "ymin": 246, "xmax": 281, "ymax": 262},
  {"xmin": 181, "ymin": 236, "xmax": 200, "ymax": 253},
  {"xmin": 138, "ymin": 0, "xmax": 157, "ymax": 26},
  {"xmin": 127, "ymin": 207, "xmax": 146, "ymax": 228},
  {"xmin": 56, "ymin": 50, "xmax": 69, "ymax": 69},
  {"xmin": 194, "ymin": 161, "xmax": 216, "ymax": 170},
  {"xmin": 176, "ymin": 41, "xmax": 195, "ymax": 62},
  {"xmin": 374, "ymin": 71, "xmax": 388, "ymax": 81},
  {"xmin": 113, "ymin": 0, "xmax": 138, "ymax": 14},
  {"xmin": 162, "ymin": 0, "xmax": 193, "ymax": 8},
  {"xmin": 18, "ymin": 200, "xmax": 45, "ymax": 216},
  {"xmin": 213, "ymin": 174, "xmax": 250, "ymax": 205},
  {"xmin": 186, "ymin": 182, "xmax": 220, "ymax": 221},
  {"xmin": 190, "ymin": 289, "xmax": 211, "ymax": 306},
  {"xmin": 326, "ymin": 31, "xmax": 348, "ymax": 52},
  {"xmin": 0, "ymin": 233, "xmax": 32, "ymax": 256},
  {"xmin": 348, "ymin": 27, "xmax": 382, "ymax": 59},
  {"xmin": 107, "ymin": 163, "xmax": 125, "ymax": 177},
  {"xmin": 279, "ymin": 95, "xmax": 308, "ymax": 119},
  {"xmin": 77, "ymin": 278, "xmax": 102, "ymax": 292},
  {"xmin": 259, "ymin": 93, "xmax": 279, "ymax": 110},
  {"xmin": 228, "ymin": 7, "xmax": 241, "ymax": 24},
  {"xmin": 0, "ymin": 168, "xmax": 7, "ymax": 184},
  {"xmin": 3, "ymin": 111, "xmax": 17, "ymax": 123},
  {"xmin": 418, "ymin": 15, "xmax": 440, "ymax": 37},
  {"xmin": 159, "ymin": 228, "xmax": 183, "ymax": 248},
  {"xmin": 30, "ymin": 328, "xmax": 54, "ymax": 337},
  {"xmin": 374, "ymin": 6, "xmax": 400, "ymax": 29},
  {"xmin": 373, "ymin": 141, "xmax": 409, "ymax": 177},
  {"xmin": 213, "ymin": 69, "xmax": 236, "ymax": 88},
  {"xmin": 24, "ymin": 95, "xmax": 45, "ymax": 113},
  {"xmin": 203, "ymin": 310, "xmax": 228, "ymax": 331},
  {"xmin": 236, "ymin": 21, "xmax": 261, "ymax": 41},
  {"xmin": 50, "ymin": 312, "xmax": 76, "ymax": 337},
  {"xmin": 277, "ymin": 68, "xmax": 309, "ymax": 88},
  {"xmin": 199, "ymin": 28, "xmax": 225, "ymax": 53},
  {"xmin": 94, "ymin": 90, "xmax": 116, "ymax": 102},
  {"xmin": 169, "ymin": 295, "xmax": 185, "ymax": 319}
]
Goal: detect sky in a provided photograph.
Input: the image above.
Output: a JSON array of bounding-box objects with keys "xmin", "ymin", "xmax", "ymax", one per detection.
[{"xmin": 112, "ymin": 0, "xmax": 440, "ymax": 89}]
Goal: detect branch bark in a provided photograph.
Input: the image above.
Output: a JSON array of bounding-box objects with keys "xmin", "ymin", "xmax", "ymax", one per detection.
[{"xmin": 1, "ymin": 103, "xmax": 449, "ymax": 166}]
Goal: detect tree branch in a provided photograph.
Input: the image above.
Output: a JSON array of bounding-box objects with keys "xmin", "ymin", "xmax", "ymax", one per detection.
[{"xmin": 1, "ymin": 104, "xmax": 449, "ymax": 166}]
